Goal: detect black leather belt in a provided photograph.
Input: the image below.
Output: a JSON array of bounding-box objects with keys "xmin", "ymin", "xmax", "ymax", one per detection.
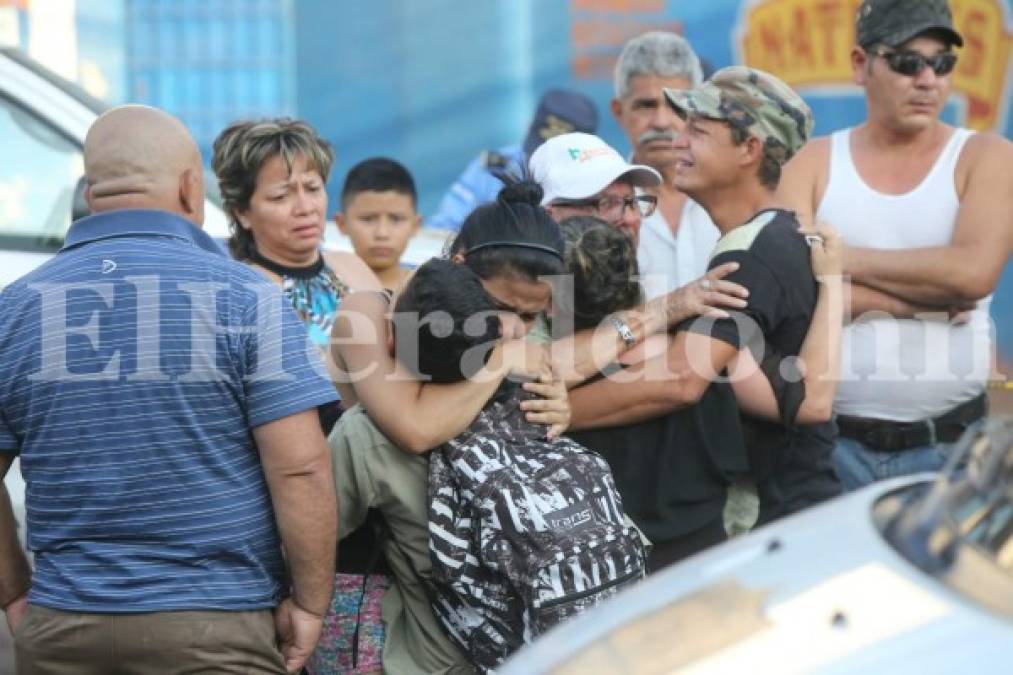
[{"xmin": 836, "ymin": 393, "xmax": 987, "ymax": 452}]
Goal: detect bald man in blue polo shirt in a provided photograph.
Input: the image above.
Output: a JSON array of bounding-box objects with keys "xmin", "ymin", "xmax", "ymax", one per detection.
[{"xmin": 0, "ymin": 106, "xmax": 337, "ymax": 674}]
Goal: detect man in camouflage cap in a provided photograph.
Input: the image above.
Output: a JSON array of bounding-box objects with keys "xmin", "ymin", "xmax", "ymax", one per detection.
[
  {"xmin": 613, "ymin": 66, "xmax": 847, "ymax": 525},
  {"xmin": 665, "ymin": 65, "xmax": 813, "ymax": 193},
  {"xmin": 779, "ymin": 0, "xmax": 1013, "ymax": 491}
]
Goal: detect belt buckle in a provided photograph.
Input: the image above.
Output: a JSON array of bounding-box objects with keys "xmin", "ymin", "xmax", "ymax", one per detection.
[
  {"xmin": 868, "ymin": 423, "xmax": 929, "ymax": 452},
  {"xmin": 867, "ymin": 426, "xmax": 903, "ymax": 452}
]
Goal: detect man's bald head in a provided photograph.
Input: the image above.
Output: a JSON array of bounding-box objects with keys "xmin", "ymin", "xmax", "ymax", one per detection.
[{"xmin": 84, "ymin": 105, "xmax": 204, "ymax": 225}]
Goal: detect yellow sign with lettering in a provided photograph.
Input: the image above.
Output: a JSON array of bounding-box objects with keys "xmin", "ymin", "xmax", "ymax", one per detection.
[{"xmin": 737, "ymin": 0, "xmax": 1013, "ymax": 130}]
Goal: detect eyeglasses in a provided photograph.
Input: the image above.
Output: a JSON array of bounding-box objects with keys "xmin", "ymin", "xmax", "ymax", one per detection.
[
  {"xmin": 554, "ymin": 194, "xmax": 658, "ymax": 221},
  {"xmin": 871, "ymin": 48, "xmax": 958, "ymax": 77}
]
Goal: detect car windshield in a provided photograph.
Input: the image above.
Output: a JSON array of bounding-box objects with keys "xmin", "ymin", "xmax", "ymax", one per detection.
[{"xmin": 875, "ymin": 418, "xmax": 1013, "ymax": 618}]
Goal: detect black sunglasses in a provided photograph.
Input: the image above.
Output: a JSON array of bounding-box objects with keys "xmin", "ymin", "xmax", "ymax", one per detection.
[{"xmin": 872, "ymin": 48, "xmax": 958, "ymax": 77}]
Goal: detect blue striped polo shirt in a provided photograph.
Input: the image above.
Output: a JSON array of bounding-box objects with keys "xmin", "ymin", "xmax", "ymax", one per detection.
[{"xmin": 0, "ymin": 209, "xmax": 338, "ymax": 612}]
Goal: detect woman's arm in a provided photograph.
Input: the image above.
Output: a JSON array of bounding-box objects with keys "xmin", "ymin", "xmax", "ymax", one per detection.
[
  {"xmin": 567, "ymin": 330, "xmax": 739, "ymax": 430},
  {"xmin": 324, "ymin": 251, "xmax": 382, "ymax": 292},
  {"xmin": 330, "ymin": 290, "xmax": 546, "ymax": 453},
  {"xmin": 730, "ymin": 224, "xmax": 843, "ymax": 425}
]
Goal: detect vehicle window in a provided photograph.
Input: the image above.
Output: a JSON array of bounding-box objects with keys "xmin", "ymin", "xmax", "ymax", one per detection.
[{"xmin": 0, "ymin": 94, "xmax": 83, "ymax": 252}]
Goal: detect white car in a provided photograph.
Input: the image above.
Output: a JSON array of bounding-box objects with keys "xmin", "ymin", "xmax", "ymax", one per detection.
[
  {"xmin": 503, "ymin": 418, "xmax": 1013, "ymax": 674},
  {"xmin": 0, "ymin": 46, "xmax": 232, "ymax": 286}
]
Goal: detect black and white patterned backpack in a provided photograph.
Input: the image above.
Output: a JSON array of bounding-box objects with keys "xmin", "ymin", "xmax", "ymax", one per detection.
[{"xmin": 427, "ymin": 388, "xmax": 646, "ymax": 671}]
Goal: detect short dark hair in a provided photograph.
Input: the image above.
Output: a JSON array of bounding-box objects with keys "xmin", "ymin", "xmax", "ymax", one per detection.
[
  {"xmin": 341, "ymin": 157, "xmax": 417, "ymax": 210},
  {"xmin": 559, "ymin": 216, "xmax": 642, "ymax": 331},
  {"xmin": 449, "ymin": 180, "xmax": 565, "ymax": 282},
  {"xmin": 393, "ymin": 258, "xmax": 501, "ymax": 383},
  {"xmin": 729, "ymin": 124, "xmax": 781, "ymax": 191}
]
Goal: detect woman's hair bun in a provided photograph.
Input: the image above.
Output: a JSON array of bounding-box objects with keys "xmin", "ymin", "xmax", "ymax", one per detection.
[{"xmin": 497, "ymin": 179, "xmax": 544, "ymax": 208}]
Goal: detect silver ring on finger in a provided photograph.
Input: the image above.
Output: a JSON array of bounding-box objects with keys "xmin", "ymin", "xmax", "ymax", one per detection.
[{"xmin": 700, "ymin": 279, "xmax": 712, "ymax": 291}]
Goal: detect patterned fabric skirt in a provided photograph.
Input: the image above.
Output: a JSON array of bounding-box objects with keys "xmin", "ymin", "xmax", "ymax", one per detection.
[{"xmin": 306, "ymin": 573, "xmax": 391, "ymax": 675}]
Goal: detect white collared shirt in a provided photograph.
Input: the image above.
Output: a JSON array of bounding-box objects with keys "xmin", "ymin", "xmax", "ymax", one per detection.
[{"xmin": 636, "ymin": 196, "xmax": 720, "ymax": 300}]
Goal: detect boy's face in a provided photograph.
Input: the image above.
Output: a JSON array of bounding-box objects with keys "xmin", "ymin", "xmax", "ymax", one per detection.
[{"xmin": 337, "ymin": 190, "xmax": 420, "ymax": 272}]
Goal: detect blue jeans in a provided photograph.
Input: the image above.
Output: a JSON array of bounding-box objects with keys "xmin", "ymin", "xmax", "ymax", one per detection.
[{"xmin": 832, "ymin": 435, "xmax": 951, "ymax": 491}]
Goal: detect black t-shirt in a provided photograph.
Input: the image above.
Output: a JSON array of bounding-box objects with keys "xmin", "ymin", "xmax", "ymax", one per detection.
[
  {"xmin": 568, "ymin": 372, "xmax": 748, "ymax": 544},
  {"xmin": 687, "ymin": 209, "xmax": 840, "ymax": 521}
]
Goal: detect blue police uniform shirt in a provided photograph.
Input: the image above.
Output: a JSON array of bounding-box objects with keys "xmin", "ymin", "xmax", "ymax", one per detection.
[
  {"xmin": 0, "ymin": 209, "xmax": 338, "ymax": 612},
  {"xmin": 428, "ymin": 144, "xmax": 525, "ymax": 232}
]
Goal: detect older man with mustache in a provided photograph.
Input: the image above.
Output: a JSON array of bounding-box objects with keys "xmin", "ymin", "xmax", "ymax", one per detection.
[{"xmin": 611, "ymin": 32, "xmax": 720, "ymax": 300}]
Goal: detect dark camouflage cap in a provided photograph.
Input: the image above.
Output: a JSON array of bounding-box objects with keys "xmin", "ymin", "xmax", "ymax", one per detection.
[
  {"xmin": 664, "ymin": 66, "xmax": 814, "ymax": 165},
  {"xmin": 856, "ymin": 0, "xmax": 963, "ymax": 49}
]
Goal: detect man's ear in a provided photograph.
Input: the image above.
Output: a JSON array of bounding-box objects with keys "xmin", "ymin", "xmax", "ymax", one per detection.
[
  {"xmin": 451, "ymin": 252, "xmax": 466, "ymax": 265},
  {"xmin": 609, "ymin": 97, "xmax": 623, "ymax": 124},
  {"xmin": 411, "ymin": 214, "xmax": 422, "ymax": 233},
  {"xmin": 741, "ymin": 135, "xmax": 764, "ymax": 169},
  {"xmin": 84, "ymin": 183, "xmax": 95, "ymax": 211},
  {"xmin": 178, "ymin": 168, "xmax": 203, "ymax": 216},
  {"xmin": 852, "ymin": 46, "xmax": 870, "ymax": 86},
  {"xmin": 335, "ymin": 212, "xmax": 347, "ymax": 234}
]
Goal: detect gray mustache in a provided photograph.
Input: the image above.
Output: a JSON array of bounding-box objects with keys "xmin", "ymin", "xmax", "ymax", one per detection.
[{"xmin": 638, "ymin": 129, "xmax": 676, "ymax": 145}]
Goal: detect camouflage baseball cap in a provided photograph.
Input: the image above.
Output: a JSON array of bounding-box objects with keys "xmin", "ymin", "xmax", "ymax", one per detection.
[
  {"xmin": 856, "ymin": 0, "xmax": 963, "ymax": 49},
  {"xmin": 664, "ymin": 66, "xmax": 814, "ymax": 165}
]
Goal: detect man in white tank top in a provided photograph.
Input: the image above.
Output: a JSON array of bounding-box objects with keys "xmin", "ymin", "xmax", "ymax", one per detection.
[
  {"xmin": 779, "ymin": 0, "xmax": 1013, "ymax": 490},
  {"xmin": 611, "ymin": 32, "xmax": 721, "ymax": 300}
]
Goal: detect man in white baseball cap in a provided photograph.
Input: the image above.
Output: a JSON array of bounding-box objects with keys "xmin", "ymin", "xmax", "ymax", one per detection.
[{"xmin": 529, "ymin": 132, "xmax": 660, "ymax": 243}]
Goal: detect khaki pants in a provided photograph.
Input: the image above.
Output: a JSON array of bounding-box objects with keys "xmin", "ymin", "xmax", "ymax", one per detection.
[{"xmin": 14, "ymin": 605, "xmax": 286, "ymax": 674}]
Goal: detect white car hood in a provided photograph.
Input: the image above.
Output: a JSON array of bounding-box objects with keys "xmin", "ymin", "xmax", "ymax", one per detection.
[{"xmin": 503, "ymin": 476, "xmax": 1013, "ymax": 674}]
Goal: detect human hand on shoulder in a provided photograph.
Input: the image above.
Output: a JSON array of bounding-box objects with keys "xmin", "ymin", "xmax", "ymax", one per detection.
[
  {"xmin": 649, "ymin": 261, "xmax": 750, "ymax": 325},
  {"xmin": 801, "ymin": 221, "xmax": 843, "ymax": 280}
]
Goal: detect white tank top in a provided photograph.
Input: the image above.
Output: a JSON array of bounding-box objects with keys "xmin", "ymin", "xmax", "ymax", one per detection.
[{"xmin": 817, "ymin": 128, "xmax": 992, "ymax": 421}]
